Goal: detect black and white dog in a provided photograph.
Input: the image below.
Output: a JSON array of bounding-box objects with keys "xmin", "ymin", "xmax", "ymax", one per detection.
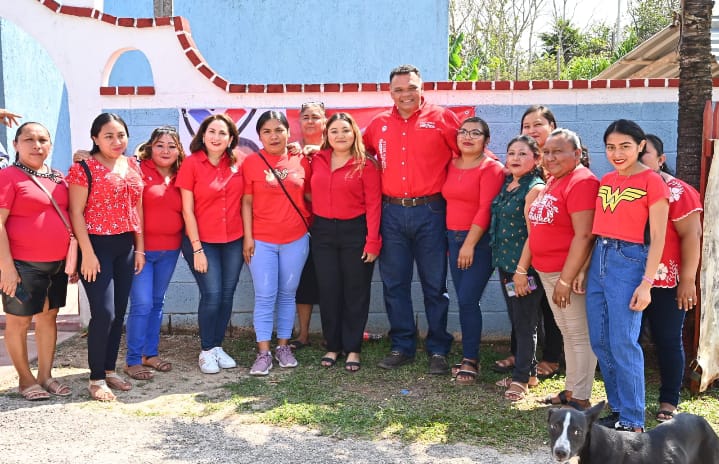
[{"xmin": 548, "ymin": 401, "xmax": 719, "ymax": 463}]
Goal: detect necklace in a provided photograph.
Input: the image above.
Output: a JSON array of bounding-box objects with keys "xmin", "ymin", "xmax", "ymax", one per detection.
[
  {"xmin": 456, "ymin": 153, "xmax": 485, "ymax": 181},
  {"xmin": 14, "ymin": 161, "xmax": 62, "ymax": 184}
]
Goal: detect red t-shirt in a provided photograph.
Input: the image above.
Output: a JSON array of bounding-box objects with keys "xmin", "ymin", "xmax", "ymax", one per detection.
[
  {"xmin": 528, "ymin": 167, "xmax": 599, "ymax": 272},
  {"xmin": 363, "ymin": 99, "xmax": 460, "ymax": 197},
  {"xmin": 651, "ymin": 174, "xmax": 702, "ymax": 287},
  {"xmin": 442, "ymin": 157, "xmax": 505, "ymax": 231},
  {"xmin": 592, "ymin": 169, "xmax": 670, "ymax": 244},
  {"xmin": 243, "ymin": 150, "xmax": 310, "ymax": 244},
  {"xmin": 0, "ymin": 166, "xmax": 71, "ymax": 261},
  {"xmin": 139, "ymin": 159, "xmax": 183, "ymax": 251},
  {"xmin": 175, "ymin": 151, "xmax": 244, "ymax": 244},
  {"xmin": 66, "ymin": 157, "xmax": 143, "ymax": 235},
  {"xmin": 310, "ymin": 148, "xmax": 382, "ymax": 255}
]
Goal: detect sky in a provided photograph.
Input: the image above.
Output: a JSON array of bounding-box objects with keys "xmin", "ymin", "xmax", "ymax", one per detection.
[{"xmin": 534, "ymin": 0, "xmax": 628, "ymax": 33}]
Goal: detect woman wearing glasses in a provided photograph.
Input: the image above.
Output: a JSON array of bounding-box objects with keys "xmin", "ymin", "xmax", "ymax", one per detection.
[
  {"xmin": 123, "ymin": 127, "xmax": 186, "ymax": 380},
  {"xmin": 441, "ymin": 117, "xmax": 505, "ymax": 384}
]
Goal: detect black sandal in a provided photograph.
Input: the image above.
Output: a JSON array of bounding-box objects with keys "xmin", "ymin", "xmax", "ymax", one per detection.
[
  {"xmin": 455, "ymin": 359, "xmax": 479, "ymax": 385},
  {"xmin": 344, "ymin": 361, "xmax": 361, "ymax": 373},
  {"xmin": 542, "ymin": 389, "xmax": 570, "ymax": 405}
]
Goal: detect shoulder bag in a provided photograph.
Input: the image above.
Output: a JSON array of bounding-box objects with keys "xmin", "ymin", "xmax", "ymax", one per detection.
[{"xmin": 255, "ymin": 151, "xmax": 311, "ymax": 234}]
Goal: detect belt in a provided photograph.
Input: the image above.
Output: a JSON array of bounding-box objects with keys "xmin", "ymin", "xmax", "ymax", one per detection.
[{"xmin": 382, "ymin": 193, "xmax": 443, "ymax": 207}]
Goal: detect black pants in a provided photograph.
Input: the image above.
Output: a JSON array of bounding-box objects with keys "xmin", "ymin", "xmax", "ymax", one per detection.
[
  {"xmin": 312, "ymin": 215, "xmax": 374, "ymax": 353},
  {"xmin": 82, "ymin": 233, "xmax": 135, "ymax": 380},
  {"xmin": 508, "ymin": 293, "xmax": 564, "ymax": 364}
]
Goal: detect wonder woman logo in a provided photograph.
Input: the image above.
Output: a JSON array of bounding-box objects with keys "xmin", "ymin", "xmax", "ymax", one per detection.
[{"xmin": 598, "ymin": 185, "xmax": 647, "ymax": 212}]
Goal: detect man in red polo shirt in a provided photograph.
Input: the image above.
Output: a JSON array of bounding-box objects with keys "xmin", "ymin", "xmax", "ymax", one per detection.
[{"xmin": 363, "ymin": 65, "xmax": 460, "ymax": 374}]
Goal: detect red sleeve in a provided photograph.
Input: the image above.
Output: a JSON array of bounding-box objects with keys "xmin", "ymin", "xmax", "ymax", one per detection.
[
  {"xmin": 174, "ymin": 157, "xmax": 195, "ymax": 191},
  {"xmin": 301, "ymin": 155, "xmax": 312, "ymax": 197},
  {"xmin": 65, "ymin": 162, "xmax": 88, "ymax": 187},
  {"xmin": 362, "ymin": 120, "xmax": 377, "ymax": 156},
  {"xmin": 471, "ymin": 160, "xmax": 505, "ymax": 230},
  {"xmin": 362, "ymin": 160, "xmax": 383, "ymax": 255},
  {"xmin": 669, "ymin": 179, "xmax": 703, "ymax": 221},
  {"xmin": 0, "ymin": 169, "xmax": 15, "ymax": 209},
  {"xmin": 646, "ymin": 172, "xmax": 670, "ymax": 207},
  {"xmin": 566, "ymin": 175, "xmax": 599, "ymax": 214},
  {"xmin": 242, "ymin": 155, "xmax": 257, "ymax": 195},
  {"xmin": 441, "ymin": 109, "xmax": 461, "ymax": 156}
]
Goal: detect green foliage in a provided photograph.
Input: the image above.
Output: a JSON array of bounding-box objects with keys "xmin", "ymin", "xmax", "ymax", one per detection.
[
  {"xmin": 627, "ymin": 0, "xmax": 679, "ymax": 42},
  {"xmin": 448, "ymin": 32, "xmax": 480, "ymax": 81},
  {"xmin": 561, "ymin": 55, "xmax": 612, "ymax": 79}
]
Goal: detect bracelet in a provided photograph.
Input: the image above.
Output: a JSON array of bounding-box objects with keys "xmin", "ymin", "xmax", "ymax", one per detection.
[
  {"xmin": 516, "ymin": 265, "xmax": 528, "ymax": 273},
  {"xmin": 642, "ymin": 275, "xmax": 654, "ymax": 285},
  {"xmin": 515, "ymin": 269, "xmax": 528, "ymax": 275},
  {"xmin": 558, "ymin": 278, "xmax": 571, "ymax": 288},
  {"xmin": 134, "ymin": 251, "xmax": 145, "ymax": 256},
  {"xmin": 193, "ymin": 248, "xmax": 204, "ymax": 255}
]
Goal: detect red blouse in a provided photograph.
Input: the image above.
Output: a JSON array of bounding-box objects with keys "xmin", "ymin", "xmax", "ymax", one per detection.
[
  {"xmin": 139, "ymin": 159, "xmax": 183, "ymax": 251},
  {"xmin": 66, "ymin": 157, "xmax": 143, "ymax": 235}
]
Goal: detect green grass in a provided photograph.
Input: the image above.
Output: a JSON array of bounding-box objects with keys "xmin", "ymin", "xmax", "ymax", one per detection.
[{"xmin": 221, "ymin": 336, "xmax": 719, "ymax": 451}]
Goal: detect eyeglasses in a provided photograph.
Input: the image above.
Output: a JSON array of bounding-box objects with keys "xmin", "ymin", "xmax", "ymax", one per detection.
[
  {"xmin": 301, "ymin": 101, "xmax": 325, "ymax": 110},
  {"xmin": 457, "ymin": 129, "xmax": 484, "ymax": 139}
]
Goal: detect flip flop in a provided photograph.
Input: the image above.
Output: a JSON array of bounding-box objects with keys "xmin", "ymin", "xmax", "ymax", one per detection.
[
  {"xmin": 41, "ymin": 378, "xmax": 72, "ymax": 397},
  {"xmin": 344, "ymin": 361, "xmax": 361, "ymax": 373},
  {"xmin": 142, "ymin": 356, "xmax": 172, "ymax": 372},
  {"xmin": 88, "ymin": 380, "xmax": 115, "ymax": 402},
  {"xmin": 289, "ymin": 339, "xmax": 311, "ymax": 350},
  {"xmin": 104, "ymin": 372, "xmax": 133, "ymax": 391},
  {"xmin": 495, "ymin": 376, "xmax": 540, "ymax": 388},
  {"xmin": 124, "ymin": 364, "xmax": 155, "ymax": 380},
  {"xmin": 491, "ymin": 355, "xmax": 515, "ymax": 373},
  {"xmin": 536, "ymin": 361, "xmax": 560, "ymax": 380},
  {"xmin": 20, "ymin": 384, "xmax": 50, "ymax": 401},
  {"xmin": 504, "ymin": 382, "xmax": 528, "ymax": 402},
  {"xmin": 656, "ymin": 409, "xmax": 676, "ymax": 422}
]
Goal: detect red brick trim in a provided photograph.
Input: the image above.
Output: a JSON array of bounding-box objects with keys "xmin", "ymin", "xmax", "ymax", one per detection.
[{"xmin": 99, "ymin": 86, "xmax": 156, "ymax": 96}]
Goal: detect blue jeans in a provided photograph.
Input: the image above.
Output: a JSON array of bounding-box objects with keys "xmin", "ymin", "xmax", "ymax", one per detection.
[
  {"xmin": 587, "ymin": 237, "xmax": 648, "ymax": 428},
  {"xmin": 642, "ymin": 286, "xmax": 686, "ymax": 407},
  {"xmin": 126, "ymin": 249, "xmax": 180, "ymax": 366},
  {"xmin": 379, "ymin": 200, "xmax": 452, "ymax": 357},
  {"xmin": 185, "ymin": 238, "xmax": 244, "ymax": 351},
  {"xmin": 447, "ymin": 231, "xmax": 494, "ymax": 360},
  {"xmin": 248, "ymin": 235, "xmax": 309, "ymax": 342}
]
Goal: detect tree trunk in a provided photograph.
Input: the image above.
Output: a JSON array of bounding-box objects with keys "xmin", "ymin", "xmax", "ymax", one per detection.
[{"xmin": 676, "ymin": 0, "xmax": 712, "ymax": 189}]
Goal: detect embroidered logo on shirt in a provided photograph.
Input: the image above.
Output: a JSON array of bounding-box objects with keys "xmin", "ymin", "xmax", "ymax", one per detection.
[
  {"xmin": 598, "ymin": 186, "xmax": 647, "ymax": 212},
  {"xmin": 419, "ymin": 121, "xmax": 436, "ymax": 129},
  {"xmin": 528, "ymin": 193, "xmax": 560, "ymax": 225}
]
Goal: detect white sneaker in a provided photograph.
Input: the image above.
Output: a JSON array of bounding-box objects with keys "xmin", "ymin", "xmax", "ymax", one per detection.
[
  {"xmin": 198, "ymin": 350, "xmax": 220, "ymax": 374},
  {"xmin": 213, "ymin": 347, "xmax": 237, "ymax": 369}
]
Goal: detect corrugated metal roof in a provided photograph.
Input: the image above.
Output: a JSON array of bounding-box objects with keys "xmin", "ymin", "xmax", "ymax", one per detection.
[{"xmin": 596, "ymin": 16, "xmax": 719, "ymax": 79}]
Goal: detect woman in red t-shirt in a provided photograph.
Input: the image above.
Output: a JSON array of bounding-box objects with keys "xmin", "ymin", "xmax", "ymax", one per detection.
[
  {"xmin": 639, "ymin": 134, "xmax": 701, "ymax": 422},
  {"xmin": 522, "ymin": 128, "xmax": 599, "ymax": 411},
  {"xmin": 67, "ymin": 113, "xmax": 145, "ymax": 402},
  {"xmin": 310, "ymin": 112, "xmax": 382, "ymax": 372},
  {"xmin": 0, "ymin": 122, "xmax": 72, "ymax": 400},
  {"xmin": 242, "ymin": 111, "xmax": 311, "ymax": 376},
  {"xmin": 176, "ymin": 114, "xmax": 245, "ymax": 375},
  {"xmin": 586, "ymin": 120, "xmax": 670, "ymax": 432},
  {"xmin": 123, "ymin": 127, "xmax": 186, "ymax": 380},
  {"xmin": 441, "ymin": 116, "xmax": 504, "ymax": 384}
]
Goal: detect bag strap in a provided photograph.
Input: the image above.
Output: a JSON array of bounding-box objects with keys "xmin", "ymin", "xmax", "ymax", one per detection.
[
  {"xmin": 16, "ymin": 167, "xmax": 73, "ymax": 234},
  {"xmin": 255, "ymin": 151, "xmax": 310, "ymax": 232},
  {"xmin": 79, "ymin": 160, "xmax": 92, "ymax": 194}
]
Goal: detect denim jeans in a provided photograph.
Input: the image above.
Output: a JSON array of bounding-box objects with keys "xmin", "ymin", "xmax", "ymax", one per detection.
[
  {"xmin": 447, "ymin": 231, "xmax": 494, "ymax": 360},
  {"xmin": 379, "ymin": 200, "xmax": 452, "ymax": 357},
  {"xmin": 187, "ymin": 238, "xmax": 244, "ymax": 351},
  {"xmin": 82, "ymin": 233, "xmax": 135, "ymax": 380},
  {"xmin": 248, "ymin": 235, "xmax": 309, "ymax": 342},
  {"xmin": 587, "ymin": 237, "xmax": 648, "ymax": 428},
  {"xmin": 126, "ymin": 249, "xmax": 180, "ymax": 366},
  {"xmin": 642, "ymin": 286, "xmax": 686, "ymax": 407}
]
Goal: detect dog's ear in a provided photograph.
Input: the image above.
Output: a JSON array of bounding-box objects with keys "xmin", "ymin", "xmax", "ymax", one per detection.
[
  {"xmin": 585, "ymin": 400, "xmax": 606, "ymax": 424},
  {"xmin": 548, "ymin": 407, "xmax": 559, "ymax": 422}
]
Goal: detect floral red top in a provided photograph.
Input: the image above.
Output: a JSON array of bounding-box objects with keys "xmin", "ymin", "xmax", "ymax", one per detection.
[{"xmin": 66, "ymin": 157, "xmax": 143, "ymax": 235}]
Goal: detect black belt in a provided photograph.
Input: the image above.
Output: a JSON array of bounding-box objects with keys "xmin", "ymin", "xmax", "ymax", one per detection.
[{"xmin": 382, "ymin": 193, "xmax": 443, "ymax": 207}]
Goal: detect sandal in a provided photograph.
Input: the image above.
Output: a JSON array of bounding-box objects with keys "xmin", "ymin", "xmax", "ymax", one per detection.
[
  {"xmin": 142, "ymin": 356, "xmax": 172, "ymax": 372},
  {"xmin": 124, "ymin": 364, "xmax": 155, "ymax": 380},
  {"xmin": 536, "ymin": 361, "xmax": 560, "ymax": 380},
  {"xmin": 88, "ymin": 380, "xmax": 115, "ymax": 402},
  {"xmin": 104, "ymin": 372, "xmax": 133, "ymax": 391},
  {"xmin": 566, "ymin": 399, "xmax": 591, "ymax": 411},
  {"xmin": 289, "ymin": 339, "xmax": 311, "ymax": 350},
  {"xmin": 491, "ymin": 355, "xmax": 515, "ymax": 373},
  {"xmin": 41, "ymin": 378, "xmax": 72, "ymax": 397},
  {"xmin": 345, "ymin": 361, "xmax": 361, "ymax": 373},
  {"xmin": 542, "ymin": 389, "xmax": 570, "ymax": 405},
  {"xmin": 495, "ymin": 376, "xmax": 539, "ymax": 388},
  {"xmin": 20, "ymin": 384, "xmax": 51, "ymax": 401},
  {"xmin": 504, "ymin": 381, "xmax": 528, "ymax": 402},
  {"xmin": 656, "ymin": 409, "xmax": 676, "ymax": 422},
  {"xmin": 455, "ymin": 359, "xmax": 479, "ymax": 385},
  {"xmin": 320, "ymin": 353, "xmax": 339, "ymax": 367}
]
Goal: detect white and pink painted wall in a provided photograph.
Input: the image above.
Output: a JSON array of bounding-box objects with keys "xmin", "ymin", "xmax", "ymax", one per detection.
[{"xmin": 1, "ymin": 0, "xmax": 715, "ymax": 337}]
